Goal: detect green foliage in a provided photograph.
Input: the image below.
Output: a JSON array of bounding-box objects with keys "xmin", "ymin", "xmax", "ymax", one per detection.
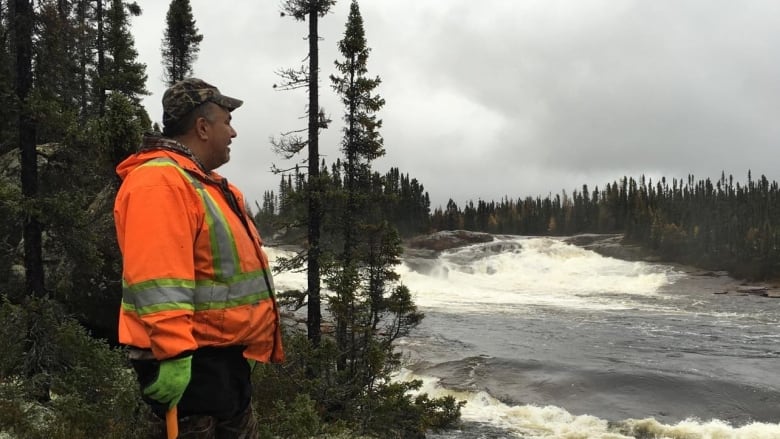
[
  {"xmin": 102, "ymin": 0, "xmax": 149, "ymax": 103},
  {"xmin": 161, "ymin": 0, "xmax": 203, "ymax": 85},
  {"xmin": 256, "ymin": 394, "xmax": 322, "ymax": 439},
  {"xmin": 251, "ymin": 332, "xmax": 463, "ymax": 438},
  {"xmin": 0, "ymin": 297, "xmax": 150, "ymax": 439},
  {"xmin": 98, "ymin": 91, "xmax": 149, "ymax": 168},
  {"xmin": 0, "ymin": 178, "xmax": 22, "ymax": 291},
  {"xmin": 0, "ymin": 1, "xmax": 15, "ymax": 156},
  {"xmin": 251, "ymin": 5, "xmax": 464, "ymax": 437},
  {"xmin": 18, "ymin": 92, "xmax": 147, "ymax": 342},
  {"xmin": 281, "ymin": 0, "xmax": 337, "ymax": 21},
  {"xmin": 358, "ymin": 380, "xmax": 464, "ymax": 438}
]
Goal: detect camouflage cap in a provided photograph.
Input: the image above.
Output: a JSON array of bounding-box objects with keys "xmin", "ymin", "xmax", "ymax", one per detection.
[{"xmin": 162, "ymin": 78, "xmax": 243, "ymax": 127}]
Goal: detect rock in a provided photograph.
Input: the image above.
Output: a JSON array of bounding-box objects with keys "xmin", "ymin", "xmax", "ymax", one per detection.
[
  {"xmin": 563, "ymin": 234, "xmax": 657, "ymax": 262},
  {"xmin": 406, "ymin": 230, "xmax": 493, "ymax": 253},
  {"xmin": 735, "ymin": 285, "xmax": 769, "ymax": 295}
]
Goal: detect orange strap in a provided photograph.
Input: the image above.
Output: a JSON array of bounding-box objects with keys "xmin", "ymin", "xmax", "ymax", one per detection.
[{"xmin": 166, "ymin": 406, "xmax": 178, "ymax": 439}]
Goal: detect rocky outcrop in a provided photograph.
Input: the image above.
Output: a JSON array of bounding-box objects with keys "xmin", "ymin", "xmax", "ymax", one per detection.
[
  {"xmin": 563, "ymin": 233, "xmax": 662, "ymax": 262},
  {"xmin": 406, "ymin": 230, "xmax": 493, "ymax": 253}
]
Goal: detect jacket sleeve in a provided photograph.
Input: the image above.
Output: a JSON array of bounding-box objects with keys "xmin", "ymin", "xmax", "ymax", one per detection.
[{"xmin": 116, "ymin": 165, "xmax": 202, "ymax": 360}]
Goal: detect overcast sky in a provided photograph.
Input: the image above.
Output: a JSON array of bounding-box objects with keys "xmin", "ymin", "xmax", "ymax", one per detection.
[{"xmin": 131, "ymin": 0, "xmax": 780, "ymax": 209}]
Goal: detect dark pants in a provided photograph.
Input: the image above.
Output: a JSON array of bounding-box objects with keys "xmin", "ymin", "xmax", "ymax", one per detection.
[
  {"xmin": 142, "ymin": 402, "xmax": 259, "ymax": 439},
  {"xmin": 132, "ymin": 346, "xmax": 258, "ymax": 439}
]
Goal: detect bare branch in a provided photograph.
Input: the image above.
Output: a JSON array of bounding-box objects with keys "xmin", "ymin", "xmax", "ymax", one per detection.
[
  {"xmin": 270, "ymin": 163, "xmax": 309, "ymax": 175},
  {"xmin": 279, "ymin": 127, "xmax": 308, "ymax": 136},
  {"xmin": 270, "ymin": 134, "xmax": 306, "ymax": 159},
  {"xmin": 273, "ymin": 66, "xmax": 309, "ymax": 91}
]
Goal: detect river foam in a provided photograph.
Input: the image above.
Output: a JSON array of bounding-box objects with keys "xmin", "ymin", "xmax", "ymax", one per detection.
[{"xmin": 401, "ymin": 369, "xmax": 780, "ymax": 439}]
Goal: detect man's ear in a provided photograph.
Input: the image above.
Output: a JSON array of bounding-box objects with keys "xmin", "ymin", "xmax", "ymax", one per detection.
[{"xmin": 195, "ymin": 116, "xmax": 210, "ymax": 140}]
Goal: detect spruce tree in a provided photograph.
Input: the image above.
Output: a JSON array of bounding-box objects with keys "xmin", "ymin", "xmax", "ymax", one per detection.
[
  {"xmin": 161, "ymin": 0, "xmax": 202, "ymax": 85},
  {"xmin": 276, "ymin": 0, "xmax": 336, "ymax": 346},
  {"xmin": 326, "ymin": 0, "xmax": 424, "ymax": 425},
  {"xmin": 103, "ymin": 0, "xmax": 147, "ymax": 103},
  {"xmin": 33, "ymin": 0, "xmax": 81, "ymax": 142}
]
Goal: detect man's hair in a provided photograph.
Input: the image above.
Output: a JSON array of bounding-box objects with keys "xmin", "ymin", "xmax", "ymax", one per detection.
[{"xmin": 162, "ymin": 102, "xmax": 219, "ymax": 138}]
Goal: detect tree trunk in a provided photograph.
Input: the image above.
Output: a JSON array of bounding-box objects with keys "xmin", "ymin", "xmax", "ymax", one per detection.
[
  {"xmin": 306, "ymin": 4, "xmax": 322, "ymax": 346},
  {"xmin": 96, "ymin": 0, "xmax": 105, "ymax": 115},
  {"xmin": 14, "ymin": 0, "xmax": 45, "ymax": 297},
  {"xmin": 77, "ymin": 0, "xmax": 89, "ymax": 120}
]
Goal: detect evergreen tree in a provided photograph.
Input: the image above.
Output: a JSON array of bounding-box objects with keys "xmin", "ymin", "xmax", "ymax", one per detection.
[
  {"xmin": 102, "ymin": 0, "xmax": 147, "ymax": 103},
  {"xmin": 13, "ymin": 0, "xmax": 44, "ymax": 297},
  {"xmin": 33, "ymin": 0, "xmax": 81, "ymax": 143},
  {"xmin": 0, "ymin": 0, "xmax": 149, "ymax": 337},
  {"xmin": 328, "ymin": 0, "xmax": 385, "ymax": 368},
  {"xmin": 0, "ymin": 0, "xmax": 16, "ymax": 155},
  {"xmin": 324, "ymin": 1, "xmax": 424, "ymax": 431},
  {"xmin": 276, "ymin": 0, "xmax": 336, "ymax": 346},
  {"xmin": 161, "ymin": 0, "xmax": 202, "ymax": 85},
  {"xmin": 101, "ymin": 0, "xmax": 147, "ymax": 167},
  {"xmin": 93, "ymin": 0, "xmax": 146, "ymax": 116}
]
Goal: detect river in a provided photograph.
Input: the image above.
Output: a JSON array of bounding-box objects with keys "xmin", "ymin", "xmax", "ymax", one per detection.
[{"xmin": 269, "ymin": 235, "xmax": 780, "ymax": 438}]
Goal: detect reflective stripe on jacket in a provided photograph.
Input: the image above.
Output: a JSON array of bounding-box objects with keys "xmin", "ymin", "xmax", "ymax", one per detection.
[{"xmin": 114, "ymin": 147, "xmax": 284, "ymax": 363}]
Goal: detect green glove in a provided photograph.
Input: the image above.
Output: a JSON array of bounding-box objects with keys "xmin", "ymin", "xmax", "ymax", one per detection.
[{"xmin": 143, "ymin": 356, "xmax": 192, "ymax": 409}]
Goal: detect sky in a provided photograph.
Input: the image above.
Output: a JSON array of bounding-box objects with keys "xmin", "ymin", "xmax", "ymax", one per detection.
[{"xmin": 130, "ymin": 0, "xmax": 780, "ymax": 209}]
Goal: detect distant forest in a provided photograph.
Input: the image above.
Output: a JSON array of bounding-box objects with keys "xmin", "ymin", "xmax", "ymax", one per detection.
[{"xmin": 259, "ymin": 168, "xmax": 780, "ymax": 281}]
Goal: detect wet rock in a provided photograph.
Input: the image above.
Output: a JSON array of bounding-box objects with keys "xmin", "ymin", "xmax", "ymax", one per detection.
[
  {"xmin": 406, "ymin": 230, "xmax": 493, "ymax": 253},
  {"xmin": 563, "ymin": 233, "xmax": 660, "ymax": 262}
]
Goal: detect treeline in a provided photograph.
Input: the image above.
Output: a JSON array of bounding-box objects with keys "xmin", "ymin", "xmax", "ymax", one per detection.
[
  {"xmin": 255, "ymin": 162, "xmax": 432, "ymax": 240},
  {"xmin": 428, "ymin": 172, "xmax": 780, "ymax": 280},
  {"xmin": 258, "ymin": 163, "xmax": 780, "ymax": 281}
]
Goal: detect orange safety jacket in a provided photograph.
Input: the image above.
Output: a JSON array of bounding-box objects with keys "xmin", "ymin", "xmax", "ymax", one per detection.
[{"xmin": 114, "ymin": 143, "xmax": 284, "ymax": 363}]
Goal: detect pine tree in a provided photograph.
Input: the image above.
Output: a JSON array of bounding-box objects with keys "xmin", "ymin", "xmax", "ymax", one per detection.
[{"xmin": 161, "ymin": 0, "xmax": 202, "ymax": 85}]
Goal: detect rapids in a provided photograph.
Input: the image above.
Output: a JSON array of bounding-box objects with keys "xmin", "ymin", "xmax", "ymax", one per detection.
[{"xmin": 268, "ymin": 235, "xmax": 780, "ymax": 438}]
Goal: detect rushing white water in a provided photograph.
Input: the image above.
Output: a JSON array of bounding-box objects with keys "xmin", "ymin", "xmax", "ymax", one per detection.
[
  {"xmin": 266, "ymin": 236, "xmax": 780, "ymax": 438},
  {"xmin": 398, "ymin": 236, "xmax": 678, "ymax": 312}
]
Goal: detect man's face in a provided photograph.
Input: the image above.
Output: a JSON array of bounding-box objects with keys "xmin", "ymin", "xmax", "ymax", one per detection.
[{"xmin": 203, "ymin": 104, "xmax": 237, "ymax": 170}]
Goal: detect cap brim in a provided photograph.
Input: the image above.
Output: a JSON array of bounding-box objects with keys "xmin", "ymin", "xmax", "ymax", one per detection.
[{"xmin": 213, "ymin": 94, "xmax": 243, "ymax": 111}]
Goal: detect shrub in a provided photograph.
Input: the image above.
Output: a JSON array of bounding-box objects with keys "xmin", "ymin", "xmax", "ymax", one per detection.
[{"xmin": 0, "ymin": 296, "xmax": 150, "ymax": 439}]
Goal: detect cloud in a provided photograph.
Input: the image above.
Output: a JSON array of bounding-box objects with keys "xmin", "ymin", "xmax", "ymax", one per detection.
[{"xmin": 132, "ymin": 0, "xmax": 780, "ymax": 209}]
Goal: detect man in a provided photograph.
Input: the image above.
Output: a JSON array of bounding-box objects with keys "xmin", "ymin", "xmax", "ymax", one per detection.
[{"xmin": 114, "ymin": 78, "xmax": 284, "ymax": 438}]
